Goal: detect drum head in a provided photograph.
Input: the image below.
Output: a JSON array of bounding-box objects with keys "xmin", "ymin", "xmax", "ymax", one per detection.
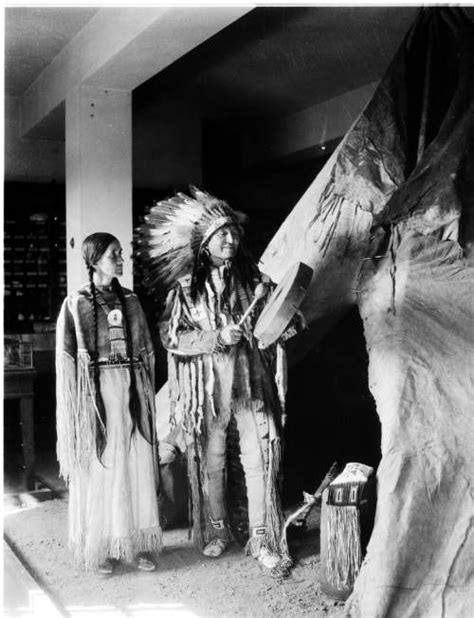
[{"xmin": 254, "ymin": 262, "xmax": 313, "ymax": 347}]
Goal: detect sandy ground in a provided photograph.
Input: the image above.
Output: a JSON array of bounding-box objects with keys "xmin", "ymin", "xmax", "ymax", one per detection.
[{"xmin": 4, "ymin": 497, "xmax": 345, "ymax": 617}]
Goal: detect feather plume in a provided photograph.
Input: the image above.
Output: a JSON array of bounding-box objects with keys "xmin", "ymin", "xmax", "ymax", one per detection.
[{"xmin": 135, "ymin": 186, "xmax": 247, "ymax": 293}]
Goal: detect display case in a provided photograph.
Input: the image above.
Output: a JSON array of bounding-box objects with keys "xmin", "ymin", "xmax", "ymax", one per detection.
[
  {"xmin": 4, "ymin": 335, "xmax": 37, "ymax": 491},
  {"xmin": 4, "ymin": 336, "xmax": 34, "ymax": 369},
  {"xmin": 4, "ymin": 182, "xmax": 66, "ymax": 333}
]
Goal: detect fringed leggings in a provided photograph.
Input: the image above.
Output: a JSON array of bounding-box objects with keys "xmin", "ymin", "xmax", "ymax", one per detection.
[{"xmin": 205, "ymin": 406, "xmax": 268, "ymax": 529}]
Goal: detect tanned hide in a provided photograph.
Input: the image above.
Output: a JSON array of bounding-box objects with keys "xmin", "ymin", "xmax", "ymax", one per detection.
[{"xmin": 260, "ymin": 8, "xmax": 474, "ymax": 617}]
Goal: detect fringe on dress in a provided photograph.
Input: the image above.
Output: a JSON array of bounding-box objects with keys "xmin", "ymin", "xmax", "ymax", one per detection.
[{"xmin": 56, "ymin": 350, "xmax": 163, "ymax": 572}]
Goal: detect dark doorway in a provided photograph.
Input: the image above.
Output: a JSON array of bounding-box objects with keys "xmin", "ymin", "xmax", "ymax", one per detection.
[{"xmin": 282, "ymin": 306, "xmax": 381, "ymax": 506}]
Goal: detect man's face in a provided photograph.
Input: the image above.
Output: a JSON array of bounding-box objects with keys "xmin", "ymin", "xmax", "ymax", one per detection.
[{"xmin": 207, "ymin": 224, "xmax": 240, "ymax": 263}]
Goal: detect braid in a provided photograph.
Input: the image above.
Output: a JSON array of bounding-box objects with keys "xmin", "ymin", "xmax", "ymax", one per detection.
[
  {"xmin": 88, "ymin": 266, "xmax": 108, "ymax": 463},
  {"xmin": 207, "ymin": 263, "xmax": 221, "ymax": 318},
  {"xmin": 191, "ymin": 248, "xmax": 211, "ymax": 301},
  {"xmin": 111, "ymin": 278, "xmax": 153, "ymax": 445},
  {"xmin": 233, "ymin": 244, "xmax": 260, "ymax": 288}
]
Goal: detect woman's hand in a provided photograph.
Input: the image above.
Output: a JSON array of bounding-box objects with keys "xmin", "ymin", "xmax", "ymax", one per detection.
[{"xmin": 220, "ymin": 324, "xmax": 243, "ymax": 345}]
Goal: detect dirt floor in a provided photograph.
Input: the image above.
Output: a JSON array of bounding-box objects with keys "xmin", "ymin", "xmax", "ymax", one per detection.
[{"xmin": 4, "ymin": 495, "xmax": 346, "ymax": 617}]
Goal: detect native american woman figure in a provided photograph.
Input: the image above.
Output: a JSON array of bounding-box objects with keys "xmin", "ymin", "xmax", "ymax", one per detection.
[
  {"xmin": 137, "ymin": 188, "xmax": 289, "ymax": 567},
  {"xmin": 56, "ymin": 233, "xmax": 162, "ymax": 574}
]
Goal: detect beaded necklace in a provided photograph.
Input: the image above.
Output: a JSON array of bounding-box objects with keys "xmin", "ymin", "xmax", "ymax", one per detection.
[{"xmin": 95, "ymin": 288, "xmax": 128, "ymax": 361}]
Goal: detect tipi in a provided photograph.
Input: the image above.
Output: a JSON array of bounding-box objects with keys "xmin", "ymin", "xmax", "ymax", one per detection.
[{"xmin": 260, "ymin": 8, "xmax": 474, "ymax": 617}]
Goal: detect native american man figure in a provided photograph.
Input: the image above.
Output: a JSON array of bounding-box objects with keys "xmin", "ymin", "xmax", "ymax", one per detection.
[{"xmin": 137, "ymin": 187, "xmax": 293, "ymax": 567}]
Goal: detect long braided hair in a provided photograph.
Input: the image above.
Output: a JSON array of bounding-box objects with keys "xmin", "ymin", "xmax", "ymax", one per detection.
[
  {"xmin": 111, "ymin": 276, "xmax": 154, "ymax": 446},
  {"xmin": 82, "ymin": 233, "xmax": 153, "ymax": 464}
]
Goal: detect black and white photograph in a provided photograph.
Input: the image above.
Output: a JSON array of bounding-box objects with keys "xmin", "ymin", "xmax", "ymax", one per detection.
[{"xmin": 3, "ymin": 2, "xmax": 474, "ymax": 616}]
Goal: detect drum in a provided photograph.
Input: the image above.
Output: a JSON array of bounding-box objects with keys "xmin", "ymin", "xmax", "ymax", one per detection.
[{"xmin": 254, "ymin": 262, "xmax": 313, "ymax": 347}]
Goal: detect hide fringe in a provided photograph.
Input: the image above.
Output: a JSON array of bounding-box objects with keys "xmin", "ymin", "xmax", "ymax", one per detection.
[
  {"xmin": 275, "ymin": 343, "xmax": 287, "ymax": 414},
  {"xmin": 170, "ymin": 355, "xmax": 210, "ymax": 433},
  {"xmin": 326, "ymin": 505, "xmax": 362, "ymax": 588},
  {"xmin": 245, "ymin": 534, "xmax": 267, "ymax": 557},
  {"xmin": 246, "ymin": 436, "xmax": 289, "ymax": 561},
  {"xmin": 187, "ymin": 436, "xmax": 211, "ymax": 549},
  {"xmin": 56, "ymin": 350, "xmax": 99, "ymax": 481},
  {"xmin": 186, "ymin": 432, "xmax": 285, "ymax": 555},
  {"xmin": 71, "ymin": 526, "xmax": 163, "ymax": 573},
  {"xmin": 170, "ymin": 353, "xmax": 275, "ymax": 434},
  {"xmin": 56, "ymin": 351, "xmax": 77, "ymax": 481}
]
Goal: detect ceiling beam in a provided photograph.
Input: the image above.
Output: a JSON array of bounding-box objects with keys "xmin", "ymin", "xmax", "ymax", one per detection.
[
  {"xmin": 20, "ymin": 6, "xmax": 253, "ymax": 138},
  {"xmin": 242, "ymin": 82, "xmax": 378, "ymax": 166}
]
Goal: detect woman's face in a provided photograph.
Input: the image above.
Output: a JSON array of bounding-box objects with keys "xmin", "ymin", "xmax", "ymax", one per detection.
[
  {"xmin": 94, "ymin": 240, "xmax": 124, "ymax": 281},
  {"xmin": 206, "ymin": 225, "xmax": 240, "ymax": 264}
]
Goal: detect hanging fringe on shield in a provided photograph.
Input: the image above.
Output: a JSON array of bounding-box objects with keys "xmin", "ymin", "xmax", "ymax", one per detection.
[{"xmin": 325, "ymin": 463, "xmax": 374, "ymax": 589}]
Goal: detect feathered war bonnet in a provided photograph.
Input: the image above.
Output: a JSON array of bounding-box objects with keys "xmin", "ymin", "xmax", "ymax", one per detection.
[{"xmin": 136, "ymin": 186, "xmax": 248, "ymax": 293}]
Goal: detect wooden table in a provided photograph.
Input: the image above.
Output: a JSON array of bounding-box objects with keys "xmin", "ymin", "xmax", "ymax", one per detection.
[{"xmin": 4, "ymin": 367, "xmax": 37, "ymax": 490}]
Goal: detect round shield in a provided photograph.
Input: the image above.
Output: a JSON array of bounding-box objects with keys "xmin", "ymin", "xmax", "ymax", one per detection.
[{"xmin": 254, "ymin": 262, "xmax": 313, "ymax": 347}]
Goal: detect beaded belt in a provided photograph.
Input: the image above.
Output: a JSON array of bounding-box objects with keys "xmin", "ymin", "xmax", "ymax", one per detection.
[{"xmin": 91, "ymin": 357, "xmax": 141, "ymax": 367}]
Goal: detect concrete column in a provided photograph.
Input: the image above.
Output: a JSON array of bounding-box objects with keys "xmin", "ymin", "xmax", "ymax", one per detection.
[{"xmin": 66, "ymin": 84, "xmax": 133, "ymax": 292}]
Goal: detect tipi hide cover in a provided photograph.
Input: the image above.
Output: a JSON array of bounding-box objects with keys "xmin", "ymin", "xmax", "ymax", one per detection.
[{"xmin": 260, "ymin": 8, "xmax": 474, "ymax": 617}]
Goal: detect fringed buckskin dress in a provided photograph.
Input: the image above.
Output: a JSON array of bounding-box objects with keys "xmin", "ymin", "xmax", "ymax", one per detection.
[{"xmin": 56, "ymin": 285, "xmax": 162, "ymax": 571}]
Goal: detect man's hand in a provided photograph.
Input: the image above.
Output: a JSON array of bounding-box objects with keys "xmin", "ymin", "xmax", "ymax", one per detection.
[{"xmin": 220, "ymin": 324, "xmax": 243, "ymax": 345}]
